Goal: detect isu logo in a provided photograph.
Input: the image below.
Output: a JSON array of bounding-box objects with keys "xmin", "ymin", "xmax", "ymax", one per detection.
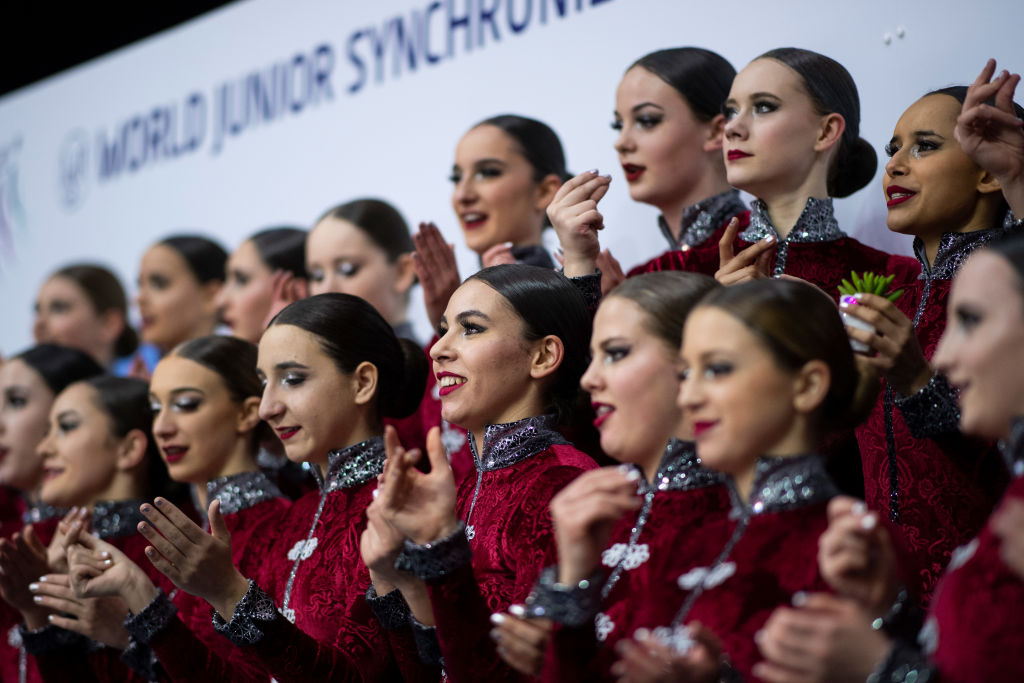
[{"xmin": 58, "ymin": 129, "xmax": 90, "ymax": 210}]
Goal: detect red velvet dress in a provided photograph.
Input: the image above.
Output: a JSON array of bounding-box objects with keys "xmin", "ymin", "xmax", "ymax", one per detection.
[
  {"xmin": 0, "ymin": 496, "xmax": 63, "ymax": 683},
  {"xmin": 204, "ymin": 436, "xmax": 428, "ymax": 682},
  {"xmin": 855, "ymin": 228, "xmax": 1016, "ymax": 602},
  {"xmin": 395, "ymin": 415, "xmax": 597, "ymax": 683},
  {"xmin": 626, "ymin": 189, "xmax": 750, "ymax": 278},
  {"xmin": 548, "ymin": 455, "xmax": 837, "ymax": 682},
  {"xmin": 531, "ymin": 440, "xmax": 730, "ymax": 682},
  {"xmin": 126, "ymin": 470, "xmax": 289, "ymax": 683},
  {"xmin": 634, "ymin": 198, "xmax": 920, "ymax": 303}
]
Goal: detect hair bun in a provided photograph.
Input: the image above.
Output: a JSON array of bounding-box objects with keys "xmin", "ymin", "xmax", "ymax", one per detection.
[
  {"xmin": 830, "ymin": 137, "xmax": 877, "ymax": 198},
  {"xmin": 381, "ymin": 337, "xmax": 428, "ymax": 419}
]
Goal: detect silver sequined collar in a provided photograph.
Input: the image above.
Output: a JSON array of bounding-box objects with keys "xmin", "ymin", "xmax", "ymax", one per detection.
[
  {"xmin": 1000, "ymin": 417, "xmax": 1024, "ymax": 479},
  {"xmin": 914, "ymin": 214, "xmax": 1023, "ymax": 281},
  {"xmin": 21, "ymin": 502, "xmax": 65, "ymax": 525},
  {"xmin": 643, "ymin": 439, "xmax": 724, "ymax": 493},
  {"xmin": 206, "ymin": 471, "xmax": 284, "ymax": 516},
  {"xmin": 323, "ymin": 436, "xmax": 386, "ymax": 493},
  {"xmin": 92, "ymin": 500, "xmax": 145, "ymax": 539},
  {"xmin": 469, "ymin": 414, "xmax": 569, "ymax": 473},
  {"xmin": 741, "ymin": 454, "xmax": 837, "ymax": 515},
  {"xmin": 740, "ymin": 197, "xmax": 845, "ymax": 244},
  {"xmin": 657, "ymin": 189, "xmax": 748, "ymax": 250}
]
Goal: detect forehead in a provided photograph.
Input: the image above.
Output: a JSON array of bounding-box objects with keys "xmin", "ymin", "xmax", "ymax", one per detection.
[
  {"xmin": 52, "ymin": 381, "xmax": 99, "ymax": 414},
  {"xmin": 141, "ymin": 243, "xmax": 190, "ymax": 275},
  {"xmin": 730, "ymin": 58, "xmax": 804, "ymax": 98},
  {"xmin": 953, "ymin": 251, "xmax": 1023, "ymax": 308},
  {"xmin": 594, "ymin": 296, "xmax": 650, "ymax": 340},
  {"xmin": 0, "ymin": 359, "xmax": 47, "ymax": 392},
  {"xmin": 308, "ymin": 217, "xmax": 381, "ymax": 260},
  {"xmin": 229, "ymin": 239, "xmax": 265, "ymax": 269},
  {"xmin": 446, "ymin": 279, "xmax": 515, "ymax": 318},
  {"xmin": 682, "ymin": 307, "xmax": 760, "ymax": 355},
  {"xmin": 151, "ymin": 355, "xmax": 225, "ymax": 395},
  {"xmin": 616, "ymin": 66, "xmax": 686, "ymax": 107},
  {"xmin": 39, "ymin": 275, "xmax": 88, "ymax": 301},
  {"xmin": 454, "ymin": 124, "xmax": 519, "ymax": 162},
  {"xmin": 894, "ymin": 94, "xmax": 961, "ymax": 135},
  {"xmin": 257, "ymin": 323, "xmax": 328, "ymax": 368}
]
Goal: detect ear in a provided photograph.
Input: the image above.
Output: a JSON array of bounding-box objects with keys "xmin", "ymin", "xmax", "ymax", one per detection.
[
  {"xmin": 529, "ymin": 335, "xmax": 564, "ymax": 381},
  {"xmin": 351, "ymin": 361, "xmax": 380, "ymax": 407},
  {"xmin": 97, "ymin": 309, "xmax": 125, "ymax": 347},
  {"xmin": 201, "ymin": 280, "xmax": 224, "ymax": 317},
  {"xmin": 534, "ymin": 173, "xmax": 564, "ymax": 212},
  {"xmin": 115, "ymin": 429, "xmax": 149, "ymax": 472},
  {"xmin": 391, "ymin": 253, "xmax": 417, "ymax": 297},
  {"xmin": 792, "ymin": 359, "xmax": 831, "ymax": 414},
  {"xmin": 977, "ymin": 170, "xmax": 1003, "ymax": 197},
  {"xmin": 702, "ymin": 113, "xmax": 727, "ymax": 152},
  {"xmin": 235, "ymin": 395, "xmax": 263, "ymax": 434},
  {"xmin": 813, "ymin": 112, "xmax": 846, "ymax": 154},
  {"xmin": 289, "ymin": 276, "xmax": 309, "ymax": 303}
]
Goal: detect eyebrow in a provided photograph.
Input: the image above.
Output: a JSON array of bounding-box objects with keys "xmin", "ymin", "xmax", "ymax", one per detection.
[
  {"xmin": 168, "ymin": 387, "xmax": 204, "ymax": 397},
  {"xmin": 913, "ymin": 129, "xmax": 944, "ymax": 138},
  {"xmin": 631, "ymin": 102, "xmax": 664, "ymax": 114},
  {"xmin": 599, "ymin": 336, "xmax": 629, "ymax": 347},
  {"xmin": 456, "ymin": 310, "xmax": 491, "ymax": 323},
  {"xmin": 56, "ymin": 410, "xmax": 79, "ymax": 421},
  {"xmin": 274, "ymin": 361, "xmax": 309, "ymax": 371}
]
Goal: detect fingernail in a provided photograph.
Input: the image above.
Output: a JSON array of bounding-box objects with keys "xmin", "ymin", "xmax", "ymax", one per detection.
[
  {"xmin": 139, "ymin": 523, "xmax": 148, "ymax": 532},
  {"xmin": 141, "ymin": 506, "xmax": 151, "ymax": 514},
  {"xmin": 47, "ymin": 614, "xmax": 56, "ymax": 622},
  {"xmin": 100, "ymin": 551, "xmax": 110, "ymax": 559},
  {"xmin": 104, "ymin": 558, "xmax": 113, "ymax": 566},
  {"xmin": 503, "ymin": 241, "xmax": 513, "ymax": 248},
  {"xmin": 587, "ymin": 168, "xmax": 599, "ymax": 174},
  {"xmin": 792, "ymin": 591, "xmax": 808, "ymax": 607},
  {"xmin": 37, "ymin": 576, "xmax": 47, "ymax": 583},
  {"xmin": 617, "ymin": 463, "xmax": 632, "ymax": 475},
  {"xmin": 508, "ymin": 604, "xmax": 526, "ymax": 617},
  {"xmin": 764, "ymin": 235, "xmax": 774, "ymax": 244},
  {"xmin": 28, "ymin": 583, "xmax": 38, "ymax": 592},
  {"xmin": 490, "ymin": 629, "xmax": 501, "ymax": 642},
  {"xmin": 625, "ymin": 469, "xmax": 642, "ymax": 483},
  {"xmin": 851, "ymin": 501, "xmax": 866, "ymax": 515},
  {"xmin": 840, "ymin": 295, "xmax": 857, "ymax": 308},
  {"xmin": 634, "ymin": 627, "xmax": 650, "ymax": 642},
  {"xmin": 490, "ymin": 612, "xmax": 506, "ymax": 625},
  {"xmin": 145, "ymin": 548, "xmax": 155, "ymax": 557},
  {"xmin": 861, "ymin": 513, "xmax": 877, "ymax": 530},
  {"xmin": 603, "ymin": 174, "xmax": 613, "ymax": 180},
  {"xmin": 33, "ymin": 596, "xmax": 42, "ymax": 603},
  {"xmin": 853, "ymin": 293, "xmax": 863, "ymax": 301},
  {"xmin": 372, "ymin": 489, "xmax": 379, "ymax": 500}
]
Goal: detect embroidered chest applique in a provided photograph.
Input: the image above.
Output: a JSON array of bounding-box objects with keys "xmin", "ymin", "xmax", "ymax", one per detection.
[
  {"xmin": 946, "ymin": 537, "xmax": 979, "ymax": 572},
  {"xmin": 287, "ymin": 537, "xmax": 319, "ymax": 561},
  {"xmin": 594, "ymin": 612, "xmax": 615, "ymax": 642},
  {"xmin": 601, "ymin": 542, "xmax": 650, "ymax": 571},
  {"xmin": 677, "ymin": 562, "xmax": 737, "ymax": 591}
]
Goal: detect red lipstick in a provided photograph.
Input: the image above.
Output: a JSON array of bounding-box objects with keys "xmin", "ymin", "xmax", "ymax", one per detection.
[
  {"xmin": 886, "ymin": 185, "xmax": 916, "ymax": 208},
  {"xmin": 622, "ymin": 164, "xmax": 645, "ymax": 182},
  {"xmin": 727, "ymin": 150, "xmax": 752, "ymax": 161}
]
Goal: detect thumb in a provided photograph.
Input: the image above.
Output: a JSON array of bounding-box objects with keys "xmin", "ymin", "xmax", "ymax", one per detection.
[
  {"xmin": 425, "ymin": 426, "xmax": 450, "ymax": 474},
  {"xmin": 208, "ymin": 499, "xmax": 231, "ymax": 542},
  {"xmin": 796, "ymin": 592, "xmax": 846, "ymax": 613}
]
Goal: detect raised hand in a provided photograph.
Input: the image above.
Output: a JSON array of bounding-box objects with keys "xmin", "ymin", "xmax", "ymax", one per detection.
[
  {"xmin": 715, "ymin": 218, "xmax": 775, "ymax": 285},
  {"xmin": 376, "ymin": 425, "xmax": 458, "ymax": 546},
  {"xmin": 490, "ymin": 606, "xmax": 552, "ymax": 676},
  {"xmin": 955, "ymin": 59, "xmax": 1024, "ymax": 216},
  {"xmin": 481, "ymin": 242, "xmax": 517, "ymax": 267},
  {"xmin": 413, "ymin": 222, "xmax": 462, "ymax": 330},
  {"xmin": 817, "ymin": 497, "xmax": 899, "ymax": 615},
  {"xmin": 0, "ymin": 529, "xmax": 52, "ymax": 627},
  {"xmin": 360, "ymin": 498, "xmax": 413, "ymax": 593},
  {"xmin": 550, "ymin": 466, "xmax": 642, "ymax": 585},
  {"xmin": 611, "ymin": 622, "xmax": 723, "ymax": 683},
  {"xmin": 29, "ymin": 573, "xmax": 131, "ymax": 649},
  {"xmin": 47, "ymin": 506, "xmax": 91, "ymax": 574},
  {"xmin": 753, "ymin": 593, "xmax": 889, "ymax": 683},
  {"xmin": 547, "ymin": 171, "xmax": 612, "ymax": 277},
  {"xmin": 839, "ymin": 293, "xmax": 931, "ymax": 396},
  {"xmin": 67, "ymin": 530, "xmax": 160, "ymax": 615},
  {"xmin": 137, "ymin": 497, "xmax": 250, "ymax": 619}
]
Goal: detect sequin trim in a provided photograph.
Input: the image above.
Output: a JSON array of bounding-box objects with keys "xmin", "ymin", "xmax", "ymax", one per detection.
[
  {"xmin": 914, "ymin": 217, "xmax": 1023, "ymax": 281},
  {"xmin": 365, "ymin": 584, "xmax": 411, "ymax": 630},
  {"xmin": 207, "ymin": 470, "xmax": 284, "ymax": 516},
  {"xmin": 212, "ymin": 580, "xmax": 279, "ymax": 646},
  {"xmin": 410, "ymin": 615, "xmax": 443, "ymax": 666},
  {"xmin": 740, "ymin": 198, "xmax": 845, "ymax": 276},
  {"xmin": 524, "ymin": 565, "xmax": 605, "ymax": 627},
  {"xmin": 324, "ymin": 436, "xmax": 386, "ymax": 492},
  {"xmin": 92, "ymin": 499, "xmax": 145, "ymax": 539},
  {"xmin": 18, "ymin": 623, "xmax": 87, "ymax": 655},
  {"xmin": 894, "ymin": 374, "xmax": 960, "ymax": 440},
  {"xmin": 568, "ymin": 271, "xmax": 602, "ymax": 316},
  {"xmin": 396, "ymin": 522, "xmax": 473, "ymax": 581},
  {"xmin": 1001, "ymin": 416, "xmax": 1024, "ymax": 478},
  {"xmin": 21, "ymin": 502, "xmax": 65, "ymax": 525},
  {"xmin": 658, "ymin": 188, "xmax": 748, "ymax": 250},
  {"xmin": 123, "ymin": 589, "xmax": 178, "ymax": 645},
  {"xmin": 867, "ymin": 638, "xmax": 935, "ymax": 683}
]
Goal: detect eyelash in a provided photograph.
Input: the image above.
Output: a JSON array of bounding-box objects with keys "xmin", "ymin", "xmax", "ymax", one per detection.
[
  {"xmin": 704, "ymin": 362, "xmax": 733, "ymax": 378},
  {"xmin": 3, "ymin": 392, "xmax": 27, "ymax": 409},
  {"xmin": 884, "ymin": 140, "xmax": 939, "ymax": 159},
  {"xmin": 610, "ymin": 115, "xmax": 662, "ymax": 132},
  {"xmin": 283, "ymin": 373, "xmax": 306, "ymax": 387},
  {"xmin": 722, "ymin": 101, "xmax": 777, "ymax": 120},
  {"xmin": 57, "ymin": 419, "xmax": 78, "ymax": 433},
  {"xmin": 231, "ymin": 272, "xmax": 250, "ymax": 287},
  {"xmin": 956, "ymin": 310, "xmax": 982, "ymax": 331},
  {"xmin": 449, "ymin": 167, "xmax": 503, "ymax": 184},
  {"xmin": 602, "ymin": 346, "xmax": 630, "ymax": 364}
]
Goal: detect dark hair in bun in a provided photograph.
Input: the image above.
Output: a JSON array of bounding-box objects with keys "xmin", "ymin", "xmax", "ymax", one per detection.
[
  {"xmin": 759, "ymin": 48, "xmax": 876, "ymax": 198},
  {"xmin": 630, "ymin": 47, "xmax": 736, "ymax": 122},
  {"xmin": 158, "ymin": 234, "xmax": 228, "ymax": 285}
]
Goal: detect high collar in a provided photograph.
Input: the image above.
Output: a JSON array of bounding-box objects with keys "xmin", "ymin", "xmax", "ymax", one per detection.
[
  {"xmin": 92, "ymin": 499, "xmax": 145, "ymax": 539},
  {"xmin": 22, "ymin": 501, "xmax": 66, "ymax": 525},
  {"xmin": 645, "ymin": 439, "xmax": 724, "ymax": 493},
  {"xmin": 1001, "ymin": 417, "xmax": 1024, "ymax": 479},
  {"xmin": 657, "ymin": 189, "xmax": 748, "ymax": 250},
  {"xmin": 740, "ymin": 197, "xmax": 845, "ymax": 244},
  {"xmin": 468, "ymin": 414, "xmax": 568, "ymax": 473},
  {"xmin": 391, "ymin": 321, "xmax": 417, "ymax": 343},
  {"xmin": 510, "ymin": 244, "xmax": 555, "ymax": 269},
  {"xmin": 913, "ymin": 213, "xmax": 1023, "ymax": 280},
  {"xmin": 733, "ymin": 454, "xmax": 837, "ymax": 516},
  {"xmin": 207, "ymin": 471, "xmax": 284, "ymax": 516},
  {"xmin": 321, "ymin": 436, "xmax": 386, "ymax": 493}
]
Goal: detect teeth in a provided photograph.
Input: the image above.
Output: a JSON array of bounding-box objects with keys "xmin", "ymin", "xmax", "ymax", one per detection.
[
  {"xmin": 439, "ymin": 376, "xmax": 466, "ymax": 388},
  {"xmin": 890, "ymin": 192, "xmax": 912, "ymax": 199},
  {"xmin": 596, "ymin": 405, "xmax": 613, "ymax": 417},
  {"xmin": 463, "ymin": 213, "xmax": 485, "ymax": 222}
]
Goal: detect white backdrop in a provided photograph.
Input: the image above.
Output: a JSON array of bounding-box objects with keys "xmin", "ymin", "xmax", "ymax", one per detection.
[{"xmin": 1, "ymin": 0, "xmax": 1021, "ymax": 355}]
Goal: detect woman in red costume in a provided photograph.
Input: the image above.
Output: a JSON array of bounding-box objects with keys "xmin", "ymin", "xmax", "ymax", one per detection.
[
  {"xmin": 368, "ymin": 264, "xmax": 598, "ymax": 683},
  {"xmin": 839, "ymin": 60, "xmax": 1024, "ymax": 600},
  {"xmin": 610, "ymin": 277, "xmax": 877, "ymax": 682},
  {"xmin": 494, "ymin": 271, "xmax": 726, "ymax": 681},
  {"xmin": 71, "ymin": 293, "xmax": 430, "ymax": 682}
]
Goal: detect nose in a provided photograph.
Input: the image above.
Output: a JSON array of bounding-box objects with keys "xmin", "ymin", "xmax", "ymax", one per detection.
[
  {"xmin": 32, "ymin": 313, "xmax": 47, "ymax": 343},
  {"xmin": 613, "ymin": 124, "xmax": 635, "ymax": 156},
  {"xmin": 676, "ymin": 370, "xmax": 702, "ymax": 413},
  {"xmin": 723, "ymin": 108, "xmax": 747, "ymax": 140},
  {"xmin": 36, "ymin": 430, "xmax": 55, "ymax": 461},
  {"xmin": 932, "ymin": 327, "xmax": 955, "ymax": 377},
  {"xmin": 884, "ymin": 146, "xmax": 907, "ymax": 179},
  {"xmin": 213, "ymin": 283, "xmax": 230, "ymax": 311},
  {"xmin": 429, "ymin": 328, "xmax": 455, "ymax": 365},
  {"xmin": 452, "ymin": 175, "xmax": 477, "ymax": 208},
  {"xmin": 580, "ymin": 356, "xmax": 602, "ymax": 394},
  {"xmin": 152, "ymin": 408, "xmax": 176, "ymax": 440},
  {"xmin": 258, "ymin": 387, "xmax": 284, "ymax": 423}
]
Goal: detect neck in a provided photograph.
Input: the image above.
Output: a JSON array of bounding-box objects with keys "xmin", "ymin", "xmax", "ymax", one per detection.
[
  {"xmin": 193, "ymin": 483, "xmax": 208, "ymax": 514},
  {"xmin": 196, "ymin": 442, "xmax": 260, "ymax": 513},
  {"xmin": 917, "ymin": 205, "xmax": 1004, "ymax": 267},
  {"xmin": 758, "ymin": 167, "xmax": 830, "ymax": 239},
  {"xmin": 659, "ymin": 174, "xmax": 733, "ymax": 240},
  {"xmin": 733, "ymin": 461, "xmax": 758, "ymax": 503},
  {"xmin": 88, "ymin": 476, "xmax": 144, "ymax": 508},
  {"xmin": 639, "ymin": 445, "xmax": 666, "ymax": 485}
]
